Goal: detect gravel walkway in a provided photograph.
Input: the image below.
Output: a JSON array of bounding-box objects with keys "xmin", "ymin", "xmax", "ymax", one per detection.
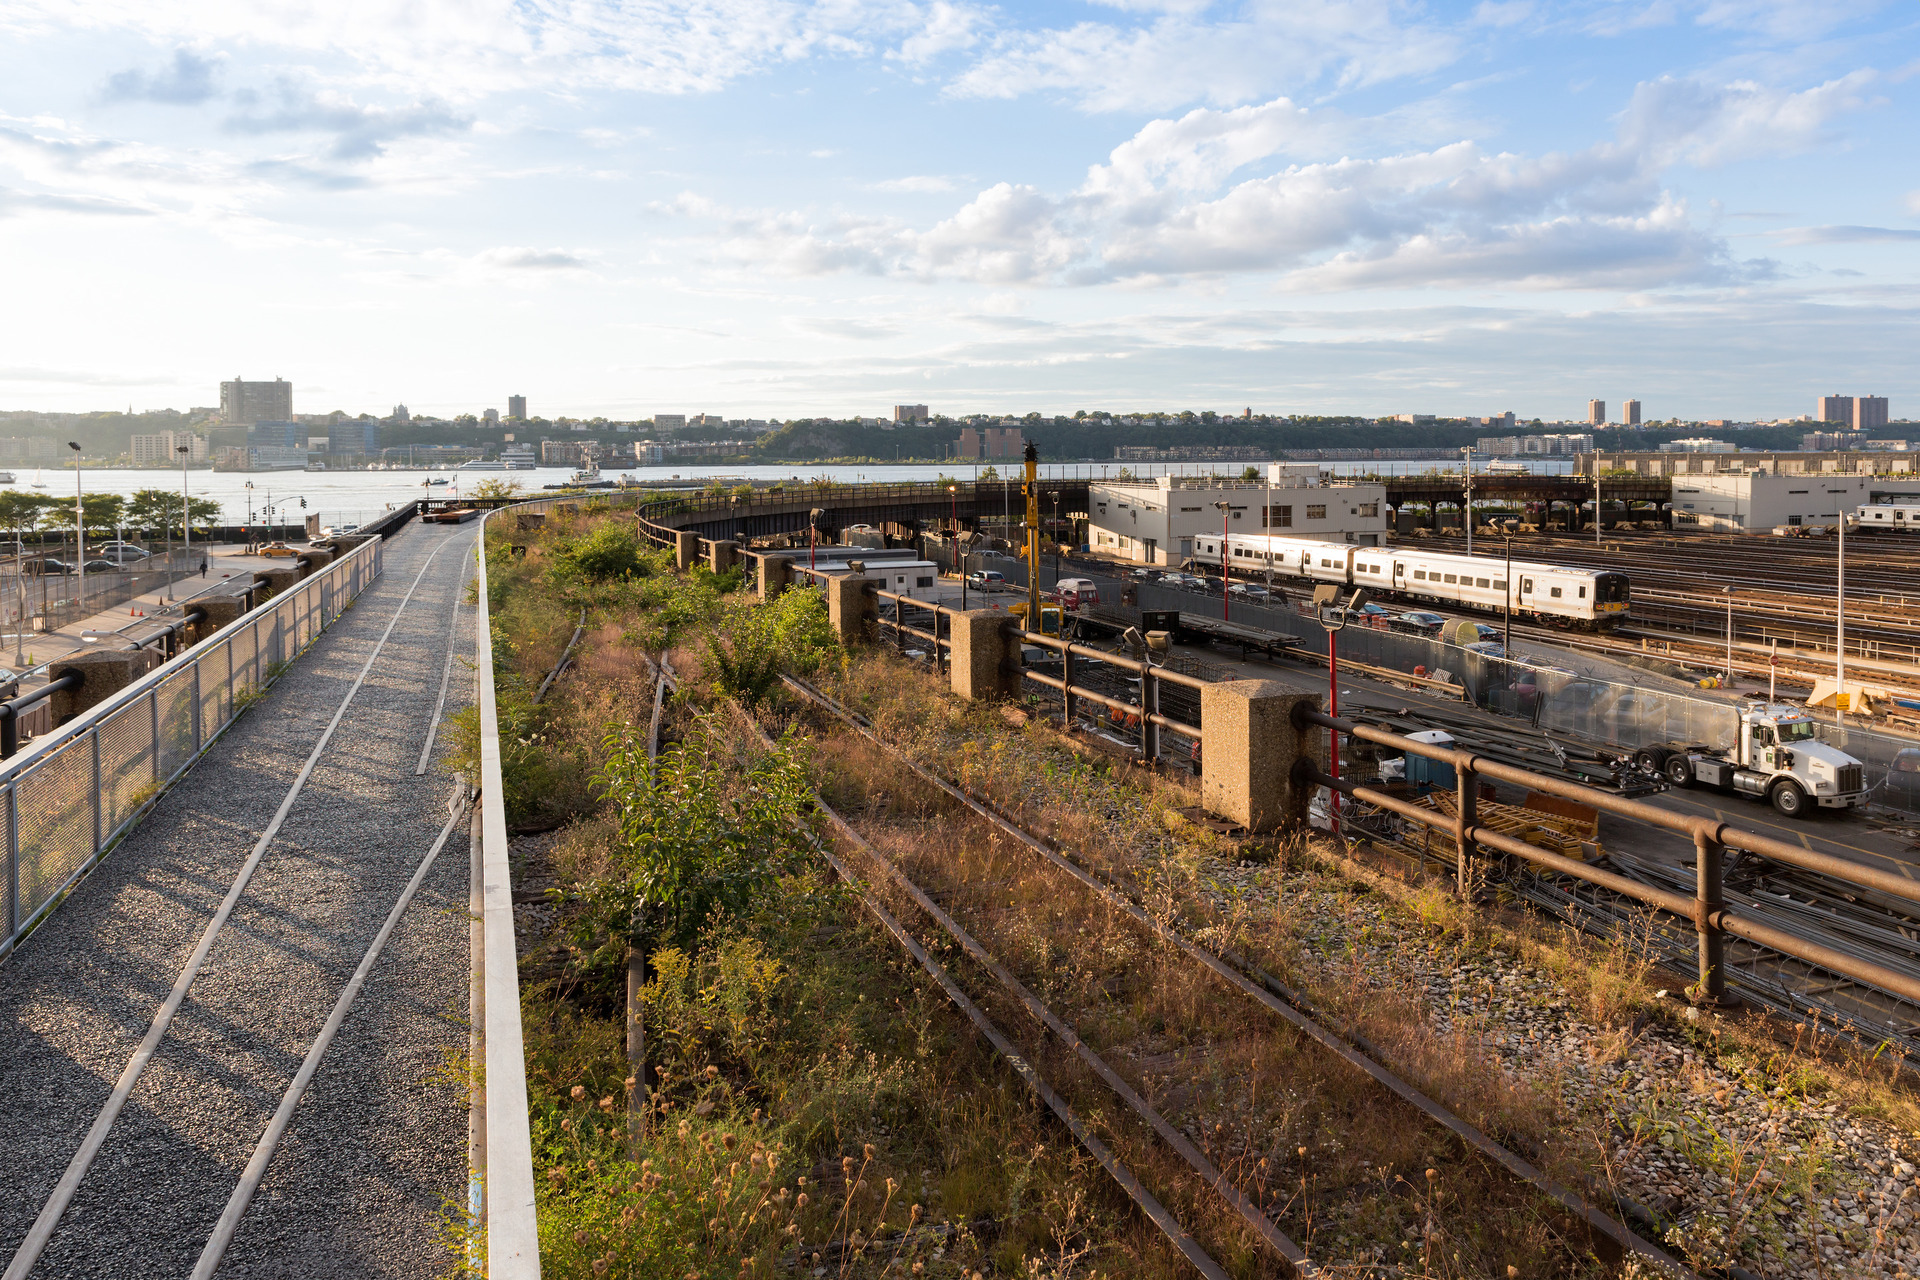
[{"xmin": 0, "ymin": 523, "xmax": 479, "ymax": 1280}]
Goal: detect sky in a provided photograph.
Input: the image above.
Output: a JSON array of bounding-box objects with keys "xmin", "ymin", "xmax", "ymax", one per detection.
[{"xmin": 1, "ymin": 1, "xmax": 1917, "ymax": 423}]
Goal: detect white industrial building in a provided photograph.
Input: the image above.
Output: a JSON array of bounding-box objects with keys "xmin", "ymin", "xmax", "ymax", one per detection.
[
  {"xmin": 1088, "ymin": 464, "xmax": 1389, "ymax": 564},
  {"xmin": 1671, "ymin": 472, "xmax": 1878, "ymax": 531}
]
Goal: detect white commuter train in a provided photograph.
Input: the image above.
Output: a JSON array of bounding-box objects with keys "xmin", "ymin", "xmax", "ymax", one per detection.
[
  {"xmin": 1186, "ymin": 533, "xmax": 1631, "ymax": 630},
  {"xmin": 1856, "ymin": 503, "xmax": 1920, "ymax": 530}
]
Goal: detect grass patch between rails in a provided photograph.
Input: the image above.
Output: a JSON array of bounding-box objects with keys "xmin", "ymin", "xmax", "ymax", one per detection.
[{"xmin": 452, "ymin": 506, "xmax": 1177, "ymax": 1280}]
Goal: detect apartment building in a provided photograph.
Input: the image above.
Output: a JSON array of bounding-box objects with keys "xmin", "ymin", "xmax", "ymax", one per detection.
[
  {"xmin": 130, "ymin": 430, "xmax": 209, "ymax": 465},
  {"xmin": 220, "ymin": 376, "xmax": 292, "ymax": 425}
]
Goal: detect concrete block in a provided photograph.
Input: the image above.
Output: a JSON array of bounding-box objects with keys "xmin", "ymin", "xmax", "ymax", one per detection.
[
  {"xmin": 516, "ymin": 513, "xmax": 546, "ymax": 533},
  {"xmin": 294, "ymin": 547, "xmax": 333, "ymax": 579},
  {"xmin": 327, "ymin": 534, "xmax": 374, "ymax": 555},
  {"xmin": 756, "ymin": 555, "xmax": 792, "ymax": 601},
  {"xmin": 187, "ymin": 595, "xmax": 247, "ymax": 646},
  {"xmin": 253, "ymin": 568, "xmax": 299, "ymax": 601},
  {"xmin": 675, "ymin": 530, "xmax": 701, "ymax": 572},
  {"xmin": 709, "ymin": 539, "xmax": 740, "ymax": 576},
  {"xmin": 1199, "ymin": 682, "xmax": 1323, "ymax": 834},
  {"xmin": 48, "ymin": 650, "xmax": 137, "ymax": 725},
  {"xmin": 950, "ymin": 609, "xmax": 1021, "ymax": 700},
  {"xmin": 826, "ymin": 573, "xmax": 879, "ymax": 647}
]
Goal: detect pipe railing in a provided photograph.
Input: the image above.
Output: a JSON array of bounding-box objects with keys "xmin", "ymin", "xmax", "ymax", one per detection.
[{"xmin": 1299, "ymin": 705, "xmax": 1920, "ymax": 1008}]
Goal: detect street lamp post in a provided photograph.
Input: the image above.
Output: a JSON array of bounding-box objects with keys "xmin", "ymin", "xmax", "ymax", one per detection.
[
  {"xmin": 1837, "ymin": 511, "xmax": 1847, "ymax": 719},
  {"xmin": 1504, "ymin": 537, "xmax": 1514, "ymax": 654},
  {"xmin": 1461, "ymin": 447, "xmax": 1474, "ymax": 556},
  {"xmin": 179, "ymin": 445, "xmax": 193, "ymax": 594},
  {"xmin": 67, "ymin": 442, "xmax": 83, "ymax": 607},
  {"xmin": 1214, "ymin": 500, "xmax": 1231, "ymax": 621},
  {"xmin": 1049, "ymin": 490, "xmax": 1061, "ymax": 588},
  {"xmin": 1594, "ymin": 462, "xmax": 1603, "ymax": 546},
  {"xmin": 1724, "ymin": 586, "xmax": 1735, "ymax": 688}
]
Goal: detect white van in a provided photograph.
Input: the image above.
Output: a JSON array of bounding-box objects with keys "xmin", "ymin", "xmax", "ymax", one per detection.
[{"xmin": 1054, "ymin": 577, "xmax": 1101, "ymax": 609}]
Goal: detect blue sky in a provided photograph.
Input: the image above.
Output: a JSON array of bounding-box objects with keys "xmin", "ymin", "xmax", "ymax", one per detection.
[{"xmin": 1, "ymin": 0, "xmax": 1916, "ymax": 422}]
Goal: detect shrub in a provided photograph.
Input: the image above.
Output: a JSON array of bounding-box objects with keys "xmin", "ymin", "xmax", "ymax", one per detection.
[
  {"xmin": 706, "ymin": 588, "xmax": 839, "ymax": 708},
  {"xmin": 555, "ymin": 524, "xmax": 652, "ymax": 583}
]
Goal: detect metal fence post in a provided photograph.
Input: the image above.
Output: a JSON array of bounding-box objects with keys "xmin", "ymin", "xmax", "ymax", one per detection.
[
  {"xmin": 7, "ymin": 785, "xmax": 17, "ymax": 938},
  {"xmin": 1455, "ymin": 763, "xmax": 1477, "ymax": 898},
  {"xmin": 1142, "ymin": 667, "xmax": 1160, "ymax": 762},
  {"xmin": 1695, "ymin": 829, "xmax": 1726, "ymax": 1002},
  {"xmin": 90, "ymin": 728, "xmax": 102, "ymax": 853},
  {"xmin": 1062, "ymin": 645, "xmax": 1077, "ymax": 727},
  {"xmin": 149, "ymin": 689, "xmax": 160, "ymax": 782}
]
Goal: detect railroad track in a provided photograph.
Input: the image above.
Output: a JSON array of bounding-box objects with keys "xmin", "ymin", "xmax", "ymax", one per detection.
[
  {"xmin": 763, "ymin": 674, "xmax": 1694, "ymax": 1278},
  {"xmin": 0, "ymin": 526, "xmax": 479, "ymax": 1280}
]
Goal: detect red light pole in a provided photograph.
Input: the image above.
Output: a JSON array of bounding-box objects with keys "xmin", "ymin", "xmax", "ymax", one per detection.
[{"xmin": 1315, "ymin": 585, "xmax": 1368, "ymax": 836}]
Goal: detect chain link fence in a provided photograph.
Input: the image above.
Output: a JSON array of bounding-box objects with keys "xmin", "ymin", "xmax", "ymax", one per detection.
[{"xmin": 0, "ymin": 537, "xmax": 384, "ymax": 960}]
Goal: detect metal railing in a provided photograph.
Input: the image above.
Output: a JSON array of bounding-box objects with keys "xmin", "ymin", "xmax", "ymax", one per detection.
[
  {"xmin": 1303, "ymin": 705, "xmax": 1920, "ymax": 1008},
  {"xmin": 784, "ymin": 561, "xmax": 1206, "ymax": 761},
  {"xmin": 0, "ymin": 536, "xmax": 384, "ymax": 962}
]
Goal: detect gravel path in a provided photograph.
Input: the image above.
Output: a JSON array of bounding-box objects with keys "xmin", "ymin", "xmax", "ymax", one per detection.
[{"xmin": 0, "ymin": 523, "xmax": 479, "ymax": 1280}]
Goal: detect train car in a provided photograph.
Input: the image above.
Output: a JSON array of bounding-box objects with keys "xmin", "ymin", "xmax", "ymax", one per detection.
[
  {"xmin": 1856, "ymin": 503, "xmax": 1920, "ymax": 531},
  {"xmin": 1185, "ymin": 532, "xmax": 1629, "ymax": 629}
]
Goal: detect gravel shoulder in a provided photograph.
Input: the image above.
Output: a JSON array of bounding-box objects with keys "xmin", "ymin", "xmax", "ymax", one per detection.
[{"xmin": 0, "ymin": 523, "xmax": 478, "ymax": 1280}]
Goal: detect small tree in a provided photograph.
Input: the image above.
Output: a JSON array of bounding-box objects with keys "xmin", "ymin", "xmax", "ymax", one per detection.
[{"xmin": 470, "ymin": 477, "xmax": 525, "ymax": 500}]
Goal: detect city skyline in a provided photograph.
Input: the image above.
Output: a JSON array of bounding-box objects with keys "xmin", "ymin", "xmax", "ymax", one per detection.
[{"xmin": 2, "ymin": 3, "xmax": 1917, "ymax": 418}]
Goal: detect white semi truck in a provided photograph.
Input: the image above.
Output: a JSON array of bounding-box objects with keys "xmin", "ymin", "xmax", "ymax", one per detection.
[{"xmin": 1633, "ymin": 703, "xmax": 1868, "ymax": 818}]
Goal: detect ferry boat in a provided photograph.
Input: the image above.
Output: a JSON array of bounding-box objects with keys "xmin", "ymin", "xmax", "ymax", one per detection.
[{"xmin": 0, "ymin": 471, "xmax": 15, "ymax": 484}]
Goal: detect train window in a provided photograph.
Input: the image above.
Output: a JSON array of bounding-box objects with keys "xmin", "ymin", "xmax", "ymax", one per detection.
[
  {"xmin": 1444, "ymin": 574, "xmax": 1457, "ymax": 584},
  {"xmin": 1476, "ymin": 578, "xmax": 1489, "ymax": 589},
  {"xmin": 1550, "ymin": 586, "xmax": 1563, "ymax": 598},
  {"xmin": 1393, "ymin": 562, "xmax": 1404, "ymax": 575},
  {"xmin": 1493, "ymin": 580, "xmax": 1506, "ymax": 591},
  {"xmin": 1579, "ymin": 586, "xmax": 1587, "ymax": 598},
  {"xmin": 1413, "ymin": 569, "xmax": 1426, "ymax": 579},
  {"xmin": 1521, "ymin": 577, "xmax": 1533, "ymax": 593}
]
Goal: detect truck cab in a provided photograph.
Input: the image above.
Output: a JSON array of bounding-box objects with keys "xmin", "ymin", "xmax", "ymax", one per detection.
[{"xmin": 1658, "ymin": 704, "xmax": 1867, "ymax": 817}]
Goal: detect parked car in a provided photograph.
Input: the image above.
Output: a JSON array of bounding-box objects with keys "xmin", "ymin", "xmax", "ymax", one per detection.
[
  {"xmin": 965, "ymin": 570, "xmax": 1006, "ymax": 591},
  {"xmin": 1352, "ymin": 602, "xmax": 1395, "ymax": 627},
  {"xmin": 1129, "ymin": 567, "xmax": 1166, "ymax": 582},
  {"xmin": 1884, "ymin": 749, "xmax": 1920, "ymax": 804},
  {"xmin": 1226, "ymin": 583, "xmax": 1271, "ymax": 603},
  {"xmin": 81, "ymin": 559, "xmax": 120, "ymax": 574},
  {"xmin": 1445, "ymin": 622, "xmax": 1501, "ymax": 644},
  {"xmin": 320, "ymin": 524, "xmax": 360, "ymax": 538},
  {"xmin": 258, "ymin": 541, "xmax": 302, "ymax": 559},
  {"xmin": 1392, "ymin": 610, "xmax": 1447, "ymax": 636},
  {"xmin": 1460, "ymin": 640, "xmax": 1508, "ymax": 660},
  {"xmin": 23, "ymin": 558, "xmax": 72, "ymax": 575}
]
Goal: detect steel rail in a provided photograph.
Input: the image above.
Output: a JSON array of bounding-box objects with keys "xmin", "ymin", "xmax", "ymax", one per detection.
[
  {"xmin": 730, "ymin": 706, "xmax": 1233, "ymax": 1280},
  {"xmin": 778, "ymin": 674, "xmax": 1692, "ymax": 1276}
]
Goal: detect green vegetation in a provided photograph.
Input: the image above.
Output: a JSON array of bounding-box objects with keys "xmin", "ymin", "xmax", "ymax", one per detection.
[{"xmin": 463, "ymin": 505, "xmax": 1168, "ymax": 1280}]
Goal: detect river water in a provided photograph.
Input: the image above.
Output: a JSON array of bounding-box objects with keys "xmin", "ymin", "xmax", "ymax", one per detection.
[{"xmin": 19, "ymin": 455, "xmax": 1577, "ymax": 529}]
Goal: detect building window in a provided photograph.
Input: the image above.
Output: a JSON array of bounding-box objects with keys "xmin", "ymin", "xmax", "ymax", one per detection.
[
  {"xmin": 1180, "ymin": 506, "xmax": 1201, "ymax": 513},
  {"xmin": 1265, "ymin": 505, "xmax": 1292, "ymax": 527},
  {"xmin": 1357, "ymin": 503, "xmax": 1379, "ymax": 517},
  {"xmin": 917, "ymin": 576, "xmax": 934, "ymax": 588},
  {"xmin": 1306, "ymin": 504, "xmax": 1327, "ymax": 520}
]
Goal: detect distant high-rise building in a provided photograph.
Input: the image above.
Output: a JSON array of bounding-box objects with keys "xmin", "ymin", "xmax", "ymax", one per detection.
[
  {"xmin": 1586, "ymin": 399, "xmax": 1606, "ymax": 425},
  {"xmin": 655, "ymin": 414, "xmax": 687, "ymax": 432},
  {"xmin": 220, "ymin": 376, "xmax": 292, "ymax": 425},
  {"xmin": 483, "ymin": 408, "xmax": 500, "ymax": 426},
  {"xmin": 507, "ymin": 394, "xmax": 527, "ymax": 420},
  {"xmin": 893, "ymin": 404, "xmax": 929, "ymax": 424},
  {"xmin": 247, "ymin": 420, "xmax": 303, "ymax": 449},
  {"xmin": 1855, "ymin": 395, "xmax": 1889, "ymax": 430},
  {"xmin": 1818, "ymin": 395, "xmax": 1854, "ymax": 425},
  {"xmin": 1623, "ymin": 399, "xmax": 1641, "ymax": 425},
  {"xmin": 957, "ymin": 427, "xmax": 1023, "ymax": 459}
]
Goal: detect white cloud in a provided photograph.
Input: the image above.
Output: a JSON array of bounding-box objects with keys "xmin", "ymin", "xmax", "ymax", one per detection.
[
  {"xmin": 1618, "ymin": 72, "xmax": 1880, "ymax": 168},
  {"xmin": 945, "ymin": 1, "xmax": 1460, "ymax": 112},
  {"xmin": 1471, "ymin": 1, "xmax": 1533, "ymax": 27},
  {"xmin": 476, "ymin": 246, "xmax": 596, "ymax": 270},
  {"xmin": 675, "ymin": 69, "xmax": 1855, "ymax": 291},
  {"xmin": 1770, "ymin": 225, "xmax": 1920, "ymax": 246},
  {"xmin": 889, "ymin": 2, "xmax": 985, "ymax": 64},
  {"xmin": 869, "ymin": 174, "xmax": 956, "ymax": 192}
]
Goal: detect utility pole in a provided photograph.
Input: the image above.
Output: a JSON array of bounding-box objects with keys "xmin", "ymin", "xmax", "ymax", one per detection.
[
  {"xmin": 1594, "ymin": 458, "xmax": 1603, "ymax": 546},
  {"xmin": 1215, "ymin": 500, "xmax": 1231, "ymax": 621},
  {"xmin": 1023, "ymin": 442, "xmax": 1040, "ymax": 626},
  {"xmin": 67, "ymin": 442, "xmax": 83, "ymax": 605},
  {"xmin": 1461, "ymin": 447, "xmax": 1474, "ymax": 555},
  {"xmin": 1837, "ymin": 510, "xmax": 1847, "ymax": 719},
  {"xmin": 1503, "ymin": 536, "xmax": 1513, "ymax": 653}
]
